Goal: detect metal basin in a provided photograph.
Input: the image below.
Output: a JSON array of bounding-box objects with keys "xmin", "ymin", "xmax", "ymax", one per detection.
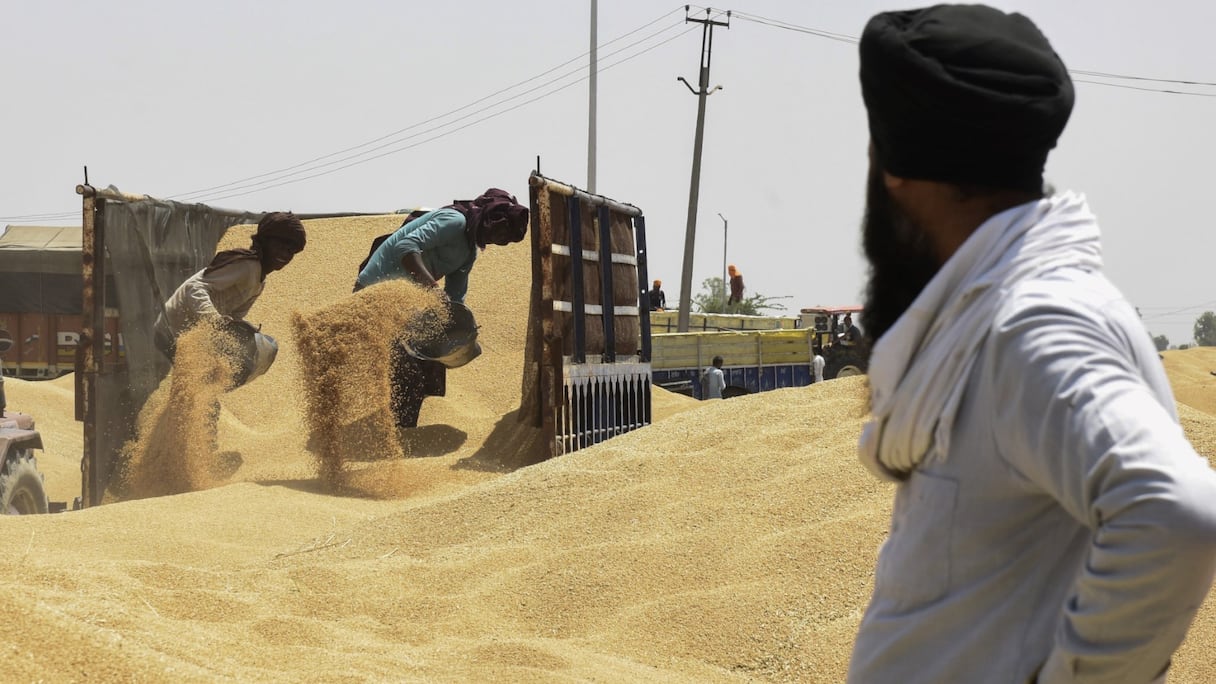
[
  {"xmin": 221, "ymin": 319, "xmax": 279, "ymax": 387},
  {"xmin": 405, "ymin": 301, "xmax": 481, "ymax": 369}
]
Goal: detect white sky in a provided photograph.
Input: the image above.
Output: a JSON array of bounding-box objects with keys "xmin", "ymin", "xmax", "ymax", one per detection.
[{"xmin": 3, "ymin": 1, "xmax": 1213, "ymax": 346}]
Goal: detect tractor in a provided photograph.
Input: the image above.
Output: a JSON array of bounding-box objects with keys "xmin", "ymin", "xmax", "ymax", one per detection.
[
  {"xmin": 0, "ymin": 332, "xmax": 49, "ymax": 514},
  {"xmin": 799, "ymin": 306, "xmax": 871, "ymax": 379}
]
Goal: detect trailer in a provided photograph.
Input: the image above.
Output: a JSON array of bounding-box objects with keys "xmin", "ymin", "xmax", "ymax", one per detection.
[
  {"xmin": 649, "ymin": 306, "xmax": 868, "ymax": 399},
  {"xmin": 0, "ymin": 225, "xmax": 125, "ymax": 379}
]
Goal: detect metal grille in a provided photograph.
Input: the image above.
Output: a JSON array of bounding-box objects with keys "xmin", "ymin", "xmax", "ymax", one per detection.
[{"xmin": 557, "ymin": 362, "xmax": 651, "ymax": 455}]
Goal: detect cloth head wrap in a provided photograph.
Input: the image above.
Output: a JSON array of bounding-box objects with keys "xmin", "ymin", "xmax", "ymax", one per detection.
[
  {"xmin": 254, "ymin": 211, "xmax": 306, "ymax": 252},
  {"xmin": 204, "ymin": 211, "xmax": 305, "ymax": 276},
  {"xmin": 447, "ymin": 188, "xmax": 529, "ymax": 248},
  {"xmin": 859, "ymin": 4, "xmax": 1074, "ymax": 192}
]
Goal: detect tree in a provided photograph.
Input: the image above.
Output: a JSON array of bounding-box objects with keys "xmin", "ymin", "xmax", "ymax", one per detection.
[
  {"xmin": 1152, "ymin": 334, "xmax": 1169, "ymax": 352},
  {"xmin": 691, "ymin": 276, "xmax": 789, "ymax": 316},
  {"xmin": 1194, "ymin": 311, "xmax": 1216, "ymax": 347}
]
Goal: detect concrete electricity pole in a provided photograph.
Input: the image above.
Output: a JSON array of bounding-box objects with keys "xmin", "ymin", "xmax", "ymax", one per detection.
[{"xmin": 675, "ymin": 7, "xmax": 730, "ymax": 332}]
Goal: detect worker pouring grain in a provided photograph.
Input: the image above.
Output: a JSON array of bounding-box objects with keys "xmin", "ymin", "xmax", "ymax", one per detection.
[
  {"xmin": 353, "ymin": 188, "xmax": 528, "ymax": 429},
  {"xmin": 153, "ymin": 211, "xmax": 306, "ymax": 386}
]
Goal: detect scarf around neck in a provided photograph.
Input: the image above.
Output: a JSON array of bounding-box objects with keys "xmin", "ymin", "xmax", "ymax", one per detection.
[{"xmin": 858, "ymin": 191, "xmax": 1102, "ymax": 481}]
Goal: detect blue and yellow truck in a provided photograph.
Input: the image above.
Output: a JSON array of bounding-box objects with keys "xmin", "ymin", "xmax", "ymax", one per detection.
[{"xmin": 649, "ymin": 307, "xmax": 868, "ymax": 399}]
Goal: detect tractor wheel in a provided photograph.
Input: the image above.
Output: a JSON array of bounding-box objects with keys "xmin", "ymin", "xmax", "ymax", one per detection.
[
  {"xmin": 835, "ymin": 365, "xmax": 864, "ymax": 378},
  {"xmin": 0, "ymin": 450, "xmax": 49, "ymax": 515},
  {"xmin": 825, "ymin": 346, "xmax": 868, "ymax": 380}
]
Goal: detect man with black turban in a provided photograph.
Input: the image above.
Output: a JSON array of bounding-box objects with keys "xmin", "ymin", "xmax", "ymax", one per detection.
[
  {"xmin": 154, "ymin": 210, "xmax": 306, "ymax": 372},
  {"xmin": 847, "ymin": 6, "xmax": 1216, "ymax": 683},
  {"xmin": 354, "ymin": 188, "xmax": 529, "ymax": 429}
]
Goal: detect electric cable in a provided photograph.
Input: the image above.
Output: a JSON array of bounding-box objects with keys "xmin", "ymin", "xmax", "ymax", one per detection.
[
  {"xmin": 202, "ymin": 21, "xmax": 708, "ymax": 204},
  {"xmin": 169, "ymin": 6, "xmax": 690, "ymax": 202}
]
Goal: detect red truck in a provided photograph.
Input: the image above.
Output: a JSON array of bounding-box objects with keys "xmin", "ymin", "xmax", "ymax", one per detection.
[{"xmin": 0, "ymin": 225, "xmax": 125, "ymax": 378}]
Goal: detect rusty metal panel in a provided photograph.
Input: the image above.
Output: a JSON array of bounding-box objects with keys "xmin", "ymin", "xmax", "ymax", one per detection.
[
  {"xmin": 78, "ymin": 192, "xmax": 101, "ymax": 505},
  {"xmin": 522, "ymin": 172, "xmax": 652, "ymax": 459}
]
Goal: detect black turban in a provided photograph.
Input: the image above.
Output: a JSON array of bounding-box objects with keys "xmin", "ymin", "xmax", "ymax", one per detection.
[
  {"xmin": 859, "ymin": 4, "xmax": 1074, "ymax": 193},
  {"xmin": 255, "ymin": 211, "xmax": 306, "ymax": 253},
  {"xmin": 205, "ymin": 211, "xmax": 305, "ymax": 275}
]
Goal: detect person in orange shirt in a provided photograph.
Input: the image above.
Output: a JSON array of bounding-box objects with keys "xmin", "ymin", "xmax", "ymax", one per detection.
[
  {"xmin": 727, "ymin": 264, "xmax": 745, "ymax": 305},
  {"xmin": 648, "ymin": 279, "xmax": 666, "ymax": 311}
]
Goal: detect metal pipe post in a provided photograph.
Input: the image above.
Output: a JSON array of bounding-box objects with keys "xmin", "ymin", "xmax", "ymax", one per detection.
[
  {"xmin": 718, "ymin": 213, "xmax": 727, "ymax": 308},
  {"xmin": 588, "ymin": 0, "xmax": 598, "ymax": 193}
]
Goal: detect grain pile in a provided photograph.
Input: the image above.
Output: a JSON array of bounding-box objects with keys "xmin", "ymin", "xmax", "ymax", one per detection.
[
  {"xmin": 1161, "ymin": 346, "xmax": 1216, "ymax": 416},
  {"xmin": 3, "ymin": 213, "xmax": 1216, "ymax": 682}
]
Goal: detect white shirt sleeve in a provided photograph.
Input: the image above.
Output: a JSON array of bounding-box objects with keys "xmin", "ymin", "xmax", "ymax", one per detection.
[{"xmin": 990, "ymin": 294, "xmax": 1216, "ymax": 683}]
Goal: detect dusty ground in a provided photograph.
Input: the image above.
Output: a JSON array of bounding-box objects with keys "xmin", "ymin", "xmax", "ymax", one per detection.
[{"xmin": 5, "ymin": 214, "xmax": 1216, "ymax": 682}]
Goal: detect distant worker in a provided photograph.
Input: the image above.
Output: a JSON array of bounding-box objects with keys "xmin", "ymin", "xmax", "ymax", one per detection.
[
  {"xmin": 648, "ymin": 279, "xmax": 666, "ymax": 311},
  {"xmin": 701, "ymin": 355, "xmax": 726, "ymax": 400},
  {"xmin": 727, "ymin": 264, "xmax": 745, "ymax": 305},
  {"xmin": 354, "ymin": 188, "xmax": 529, "ymax": 428},
  {"xmin": 153, "ymin": 211, "xmax": 306, "ymax": 374},
  {"xmin": 812, "ymin": 344, "xmax": 826, "ymax": 383},
  {"xmin": 840, "ymin": 314, "xmax": 862, "ymax": 346}
]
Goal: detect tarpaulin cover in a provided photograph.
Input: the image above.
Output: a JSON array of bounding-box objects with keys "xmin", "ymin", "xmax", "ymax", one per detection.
[
  {"xmin": 92, "ymin": 187, "xmax": 261, "ymax": 495},
  {"xmin": 0, "ymin": 225, "xmax": 120, "ymax": 314}
]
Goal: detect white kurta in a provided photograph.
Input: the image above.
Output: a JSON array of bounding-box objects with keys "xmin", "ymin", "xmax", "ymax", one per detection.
[{"xmin": 849, "ymin": 203, "xmax": 1216, "ymax": 683}]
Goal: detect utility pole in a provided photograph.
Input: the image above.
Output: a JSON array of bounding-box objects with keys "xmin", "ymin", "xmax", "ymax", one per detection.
[
  {"xmin": 675, "ymin": 6, "xmax": 729, "ymax": 332},
  {"xmin": 587, "ymin": 0, "xmax": 598, "ymax": 193},
  {"xmin": 718, "ymin": 213, "xmax": 727, "ymax": 309}
]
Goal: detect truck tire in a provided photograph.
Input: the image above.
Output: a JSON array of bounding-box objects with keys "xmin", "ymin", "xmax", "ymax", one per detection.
[{"xmin": 0, "ymin": 450, "xmax": 49, "ymax": 515}]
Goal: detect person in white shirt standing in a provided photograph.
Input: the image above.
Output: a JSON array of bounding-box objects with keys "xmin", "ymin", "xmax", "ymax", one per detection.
[
  {"xmin": 846, "ymin": 5, "xmax": 1216, "ymax": 684},
  {"xmin": 811, "ymin": 343, "xmax": 825, "ymax": 383},
  {"xmin": 701, "ymin": 355, "xmax": 725, "ymax": 400}
]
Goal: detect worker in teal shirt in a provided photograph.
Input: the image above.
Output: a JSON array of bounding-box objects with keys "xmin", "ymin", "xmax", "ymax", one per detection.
[
  {"xmin": 356, "ymin": 208, "xmax": 475, "ymax": 302},
  {"xmin": 354, "ymin": 188, "xmax": 529, "ymax": 427}
]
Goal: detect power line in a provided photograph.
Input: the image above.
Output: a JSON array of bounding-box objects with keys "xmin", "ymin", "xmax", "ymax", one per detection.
[
  {"xmin": 1071, "ymin": 69, "xmax": 1216, "ymax": 88},
  {"xmin": 733, "ymin": 10, "xmax": 1216, "ymax": 97},
  {"xmin": 732, "ymin": 11, "xmax": 857, "ymax": 44},
  {"xmin": 1072, "ymin": 78, "xmax": 1216, "ymax": 98},
  {"xmin": 6, "ymin": 7, "xmax": 1212, "ymax": 221},
  {"xmin": 0, "ymin": 209, "xmax": 80, "ymax": 222},
  {"xmin": 175, "ymin": 19, "xmax": 693, "ymax": 204},
  {"xmin": 0, "ymin": 6, "xmax": 697, "ymax": 222},
  {"xmin": 1140, "ymin": 300, "xmax": 1216, "ymax": 320},
  {"xmin": 200, "ymin": 22, "xmax": 706, "ymax": 204},
  {"xmin": 169, "ymin": 5, "xmax": 692, "ymax": 203}
]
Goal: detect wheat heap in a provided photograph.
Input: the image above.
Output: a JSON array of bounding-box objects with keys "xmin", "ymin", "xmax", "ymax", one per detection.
[{"xmin": 3, "ymin": 213, "xmax": 1216, "ymax": 682}]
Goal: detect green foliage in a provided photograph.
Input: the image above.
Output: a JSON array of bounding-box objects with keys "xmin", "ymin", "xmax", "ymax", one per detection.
[
  {"xmin": 1152, "ymin": 334, "xmax": 1169, "ymax": 352},
  {"xmin": 691, "ymin": 276, "xmax": 789, "ymax": 316},
  {"xmin": 1194, "ymin": 311, "xmax": 1216, "ymax": 347}
]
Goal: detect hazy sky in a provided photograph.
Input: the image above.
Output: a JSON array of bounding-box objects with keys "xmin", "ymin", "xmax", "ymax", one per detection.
[{"xmin": 3, "ymin": 1, "xmax": 1214, "ymax": 346}]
